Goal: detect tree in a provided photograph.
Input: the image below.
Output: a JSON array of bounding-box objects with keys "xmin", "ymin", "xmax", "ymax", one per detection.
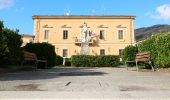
[
  {"xmin": 0, "ymin": 20, "xmax": 22, "ymax": 66},
  {"xmin": 0, "ymin": 21, "xmax": 9, "ymax": 66},
  {"xmin": 122, "ymin": 45, "xmax": 138, "ymax": 66},
  {"xmin": 3, "ymin": 28, "xmax": 22, "ymax": 65},
  {"xmin": 0, "ymin": 21, "xmax": 4, "ymax": 31}
]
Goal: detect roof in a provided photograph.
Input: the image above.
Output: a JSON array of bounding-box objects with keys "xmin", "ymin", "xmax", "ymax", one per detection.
[
  {"xmin": 21, "ymin": 34, "xmax": 34, "ymax": 37},
  {"xmin": 32, "ymin": 15, "xmax": 136, "ymax": 19}
]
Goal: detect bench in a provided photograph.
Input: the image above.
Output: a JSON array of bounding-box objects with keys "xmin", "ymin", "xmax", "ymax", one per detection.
[
  {"xmin": 21, "ymin": 51, "xmax": 47, "ymax": 70},
  {"xmin": 126, "ymin": 52, "xmax": 155, "ymax": 71}
]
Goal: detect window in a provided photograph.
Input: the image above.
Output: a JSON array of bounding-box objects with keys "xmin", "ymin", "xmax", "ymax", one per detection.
[
  {"xmin": 44, "ymin": 30, "xmax": 49, "ymax": 40},
  {"xmin": 100, "ymin": 49, "xmax": 105, "ymax": 55},
  {"xmin": 63, "ymin": 49, "xmax": 68, "ymax": 57},
  {"xmin": 63, "ymin": 30, "xmax": 68, "ymax": 40},
  {"xmin": 119, "ymin": 49, "xmax": 123, "ymax": 58},
  {"xmin": 118, "ymin": 30, "xmax": 123, "ymax": 39},
  {"xmin": 99, "ymin": 30, "xmax": 105, "ymax": 40}
]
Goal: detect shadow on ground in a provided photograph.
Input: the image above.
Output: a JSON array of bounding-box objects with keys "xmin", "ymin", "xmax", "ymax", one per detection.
[{"xmin": 0, "ymin": 68, "xmax": 107, "ymax": 81}]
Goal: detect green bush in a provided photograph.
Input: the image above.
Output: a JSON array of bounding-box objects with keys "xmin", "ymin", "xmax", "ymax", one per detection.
[
  {"xmin": 94, "ymin": 55, "xmax": 119, "ymax": 67},
  {"xmin": 122, "ymin": 45, "xmax": 138, "ymax": 66},
  {"xmin": 64, "ymin": 58, "xmax": 71, "ymax": 66},
  {"xmin": 56, "ymin": 55, "xmax": 63, "ymax": 66},
  {"xmin": 23, "ymin": 42, "xmax": 56, "ymax": 67},
  {"xmin": 71, "ymin": 55, "xmax": 94, "ymax": 67},
  {"xmin": 71, "ymin": 55, "xmax": 119, "ymax": 67},
  {"xmin": 138, "ymin": 32, "xmax": 170, "ymax": 68}
]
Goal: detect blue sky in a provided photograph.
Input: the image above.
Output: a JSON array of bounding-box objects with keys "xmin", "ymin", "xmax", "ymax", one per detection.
[{"xmin": 0, "ymin": 0, "xmax": 170, "ymax": 34}]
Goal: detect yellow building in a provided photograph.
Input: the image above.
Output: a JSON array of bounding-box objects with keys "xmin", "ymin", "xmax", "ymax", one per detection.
[
  {"xmin": 32, "ymin": 15, "xmax": 135, "ymax": 58},
  {"xmin": 21, "ymin": 34, "xmax": 34, "ymax": 46}
]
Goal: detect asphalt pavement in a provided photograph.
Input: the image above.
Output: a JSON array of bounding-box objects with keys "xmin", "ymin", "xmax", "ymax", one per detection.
[{"xmin": 0, "ymin": 67, "xmax": 170, "ymax": 99}]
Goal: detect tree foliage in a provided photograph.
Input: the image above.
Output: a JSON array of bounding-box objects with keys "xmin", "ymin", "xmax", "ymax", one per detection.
[
  {"xmin": 122, "ymin": 45, "xmax": 138, "ymax": 63},
  {"xmin": 0, "ymin": 21, "xmax": 22, "ymax": 66},
  {"xmin": 0, "ymin": 21, "xmax": 9, "ymax": 66},
  {"xmin": 138, "ymin": 32, "xmax": 170, "ymax": 68},
  {"xmin": 3, "ymin": 28, "xmax": 22, "ymax": 65}
]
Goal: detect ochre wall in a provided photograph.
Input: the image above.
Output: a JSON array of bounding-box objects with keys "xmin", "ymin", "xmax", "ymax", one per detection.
[
  {"xmin": 21, "ymin": 35, "xmax": 33, "ymax": 46},
  {"xmin": 33, "ymin": 16, "xmax": 135, "ymax": 57}
]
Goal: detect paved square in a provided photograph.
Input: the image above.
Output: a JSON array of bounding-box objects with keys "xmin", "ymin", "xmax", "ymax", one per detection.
[{"xmin": 0, "ymin": 67, "xmax": 170, "ymax": 99}]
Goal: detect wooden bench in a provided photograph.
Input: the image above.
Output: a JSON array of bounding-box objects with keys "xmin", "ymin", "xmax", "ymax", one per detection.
[
  {"xmin": 126, "ymin": 52, "xmax": 155, "ymax": 71},
  {"xmin": 21, "ymin": 51, "xmax": 47, "ymax": 70}
]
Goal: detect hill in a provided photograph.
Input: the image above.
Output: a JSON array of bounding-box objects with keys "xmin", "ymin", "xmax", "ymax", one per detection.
[{"xmin": 135, "ymin": 24, "xmax": 170, "ymax": 41}]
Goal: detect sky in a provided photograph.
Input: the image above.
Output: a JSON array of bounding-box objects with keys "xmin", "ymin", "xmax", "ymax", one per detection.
[{"xmin": 0, "ymin": 0, "xmax": 170, "ymax": 34}]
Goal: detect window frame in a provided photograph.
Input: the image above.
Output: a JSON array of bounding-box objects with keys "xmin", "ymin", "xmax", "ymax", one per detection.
[
  {"xmin": 99, "ymin": 30, "xmax": 105, "ymax": 40},
  {"xmin": 44, "ymin": 30, "xmax": 49, "ymax": 40},
  {"xmin": 118, "ymin": 30, "xmax": 124, "ymax": 40},
  {"xmin": 62, "ymin": 49, "xmax": 68, "ymax": 57},
  {"xmin": 100, "ymin": 49, "xmax": 105, "ymax": 55},
  {"xmin": 63, "ymin": 30, "xmax": 68, "ymax": 40}
]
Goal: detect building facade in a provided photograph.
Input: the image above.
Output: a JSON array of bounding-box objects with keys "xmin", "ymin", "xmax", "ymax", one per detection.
[
  {"xmin": 21, "ymin": 34, "xmax": 34, "ymax": 46},
  {"xmin": 32, "ymin": 15, "xmax": 135, "ymax": 58}
]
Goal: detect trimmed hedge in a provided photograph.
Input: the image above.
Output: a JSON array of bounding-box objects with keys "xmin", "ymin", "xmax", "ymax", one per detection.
[
  {"xmin": 23, "ymin": 42, "xmax": 56, "ymax": 67},
  {"xmin": 64, "ymin": 58, "xmax": 71, "ymax": 66},
  {"xmin": 71, "ymin": 55, "xmax": 119, "ymax": 67},
  {"xmin": 138, "ymin": 32, "xmax": 170, "ymax": 68}
]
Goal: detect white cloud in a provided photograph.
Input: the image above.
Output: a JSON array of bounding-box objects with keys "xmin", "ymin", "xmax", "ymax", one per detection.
[
  {"xmin": 155, "ymin": 4, "xmax": 170, "ymax": 19},
  {"xmin": 147, "ymin": 4, "xmax": 170, "ymax": 20},
  {"xmin": 0, "ymin": 0, "xmax": 13, "ymax": 10}
]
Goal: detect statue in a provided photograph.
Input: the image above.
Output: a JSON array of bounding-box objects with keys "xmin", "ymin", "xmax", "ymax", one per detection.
[
  {"xmin": 80, "ymin": 22, "xmax": 90, "ymax": 55},
  {"xmin": 80, "ymin": 23, "xmax": 88, "ymax": 42}
]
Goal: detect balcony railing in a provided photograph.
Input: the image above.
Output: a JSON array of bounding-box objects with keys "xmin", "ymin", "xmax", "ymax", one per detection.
[{"xmin": 75, "ymin": 39, "xmax": 94, "ymax": 45}]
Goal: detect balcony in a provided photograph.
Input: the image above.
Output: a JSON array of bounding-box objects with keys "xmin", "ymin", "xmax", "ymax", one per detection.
[{"xmin": 75, "ymin": 39, "xmax": 94, "ymax": 45}]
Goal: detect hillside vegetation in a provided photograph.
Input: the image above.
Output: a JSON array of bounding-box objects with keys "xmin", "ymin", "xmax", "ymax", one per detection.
[{"xmin": 135, "ymin": 24, "xmax": 170, "ymax": 41}]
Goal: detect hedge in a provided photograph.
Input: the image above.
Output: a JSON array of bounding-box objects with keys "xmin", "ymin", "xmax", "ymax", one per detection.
[
  {"xmin": 64, "ymin": 58, "xmax": 71, "ymax": 66},
  {"xmin": 71, "ymin": 55, "xmax": 119, "ymax": 67},
  {"xmin": 23, "ymin": 42, "xmax": 56, "ymax": 67},
  {"xmin": 56, "ymin": 55, "xmax": 63, "ymax": 66},
  {"xmin": 137, "ymin": 32, "xmax": 170, "ymax": 68}
]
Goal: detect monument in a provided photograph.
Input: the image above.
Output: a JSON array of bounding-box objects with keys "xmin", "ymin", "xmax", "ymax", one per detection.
[{"xmin": 80, "ymin": 23, "xmax": 90, "ymax": 55}]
